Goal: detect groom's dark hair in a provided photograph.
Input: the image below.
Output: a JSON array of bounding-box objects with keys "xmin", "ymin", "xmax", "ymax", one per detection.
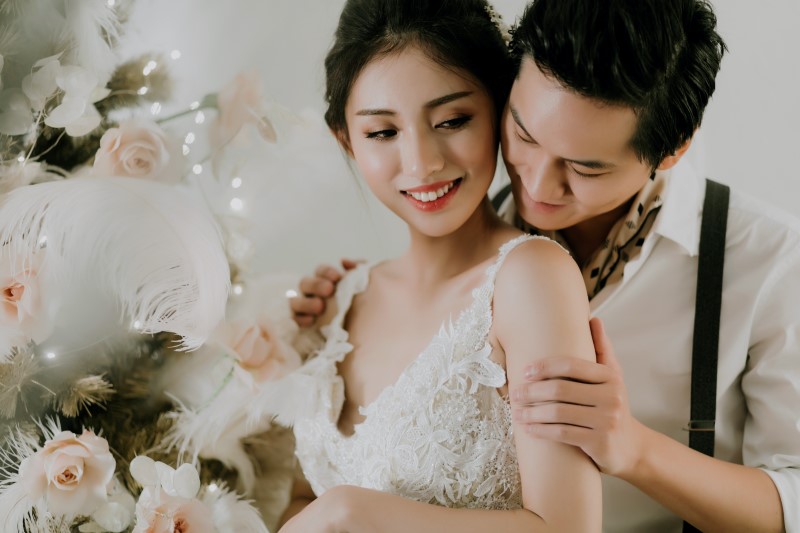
[{"xmin": 511, "ymin": 0, "xmax": 726, "ymax": 168}]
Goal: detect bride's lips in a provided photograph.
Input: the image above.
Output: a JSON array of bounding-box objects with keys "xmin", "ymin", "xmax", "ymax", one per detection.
[{"xmin": 401, "ymin": 178, "xmax": 463, "ymax": 212}]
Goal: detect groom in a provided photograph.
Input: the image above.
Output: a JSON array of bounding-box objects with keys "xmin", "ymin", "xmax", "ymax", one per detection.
[{"xmin": 292, "ymin": 1, "xmax": 800, "ymax": 531}]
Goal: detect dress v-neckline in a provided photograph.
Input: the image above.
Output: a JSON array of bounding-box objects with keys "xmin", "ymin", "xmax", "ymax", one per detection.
[{"xmin": 331, "ymin": 260, "xmax": 494, "ymax": 440}]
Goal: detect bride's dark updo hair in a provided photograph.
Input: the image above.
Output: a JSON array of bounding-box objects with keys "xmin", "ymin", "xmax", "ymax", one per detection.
[{"xmin": 324, "ymin": 0, "xmax": 512, "ymax": 141}]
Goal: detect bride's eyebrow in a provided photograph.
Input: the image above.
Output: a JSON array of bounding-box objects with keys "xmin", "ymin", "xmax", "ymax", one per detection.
[
  {"xmin": 355, "ymin": 91, "xmax": 474, "ymax": 117},
  {"xmin": 424, "ymin": 91, "xmax": 473, "ymax": 109}
]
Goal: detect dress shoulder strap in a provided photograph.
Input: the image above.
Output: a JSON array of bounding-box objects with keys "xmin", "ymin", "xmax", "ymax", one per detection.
[{"xmin": 483, "ymin": 234, "xmax": 567, "ymax": 294}]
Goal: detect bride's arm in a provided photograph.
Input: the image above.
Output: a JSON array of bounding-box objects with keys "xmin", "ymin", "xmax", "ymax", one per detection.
[
  {"xmin": 278, "ymin": 484, "xmax": 547, "ymax": 532},
  {"xmin": 493, "ymin": 237, "xmax": 602, "ymax": 532}
]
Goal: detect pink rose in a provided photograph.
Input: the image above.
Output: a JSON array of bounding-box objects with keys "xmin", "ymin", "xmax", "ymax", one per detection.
[
  {"xmin": 216, "ymin": 318, "xmax": 301, "ymax": 385},
  {"xmin": 209, "ymin": 70, "xmax": 276, "ymax": 152},
  {"xmin": 0, "ymin": 254, "xmax": 52, "ymax": 353},
  {"xmin": 18, "ymin": 430, "xmax": 116, "ymax": 517},
  {"xmin": 92, "ymin": 119, "xmax": 185, "ymax": 183},
  {"xmin": 133, "ymin": 487, "xmax": 214, "ymax": 533}
]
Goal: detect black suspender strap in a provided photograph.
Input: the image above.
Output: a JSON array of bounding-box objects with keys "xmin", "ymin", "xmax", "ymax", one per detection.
[{"xmin": 682, "ymin": 179, "xmax": 730, "ymax": 533}]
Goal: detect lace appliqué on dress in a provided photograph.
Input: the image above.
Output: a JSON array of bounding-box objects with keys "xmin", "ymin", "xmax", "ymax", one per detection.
[{"xmin": 293, "ymin": 234, "xmax": 554, "ymax": 510}]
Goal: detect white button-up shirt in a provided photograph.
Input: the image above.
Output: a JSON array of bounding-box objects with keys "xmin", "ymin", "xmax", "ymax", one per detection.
[{"xmin": 501, "ymin": 160, "xmax": 800, "ymax": 532}]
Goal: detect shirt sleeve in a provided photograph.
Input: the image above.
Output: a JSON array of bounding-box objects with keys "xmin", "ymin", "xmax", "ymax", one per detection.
[{"xmin": 742, "ymin": 247, "xmax": 800, "ymax": 532}]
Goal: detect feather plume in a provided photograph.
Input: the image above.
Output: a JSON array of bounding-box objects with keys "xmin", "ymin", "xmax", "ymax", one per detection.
[
  {"xmin": 60, "ymin": 0, "xmax": 120, "ymax": 85},
  {"xmin": 247, "ymin": 370, "xmax": 321, "ymax": 428},
  {"xmin": 0, "ymin": 177, "xmax": 230, "ymax": 351},
  {"xmin": 159, "ymin": 345, "xmax": 267, "ymax": 493},
  {"xmin": 202, "ymin": 483, "xmax": 269, "ymax": 533},
  {"xmin": 0, "ymin": 481, "xmax": 32, "ymax": 532},
  {"xmin": 163, "ymin": 400, "xmax": 263, "ymax": 495},
  {"xmin": 0, "ymin": 425, "xmax": 39, "ymax": 532}
]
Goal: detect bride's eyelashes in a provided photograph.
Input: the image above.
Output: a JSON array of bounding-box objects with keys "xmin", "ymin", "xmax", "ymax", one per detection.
[
  {"xmin": 363, "ymin": 114, "xmax": 475, "ymax": 141},
  {"xmin": 365, "ymin": 129, "xmax": 397, "ymax": 140},
  {"xmin": 436, "ymin": 115, "xmax": 473, "ymax": 130}
]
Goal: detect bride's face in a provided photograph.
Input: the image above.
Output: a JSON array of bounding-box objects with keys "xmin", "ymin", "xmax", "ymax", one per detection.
[{"xmin": 342, "ymin": 45, "xmax": 497, "ymax": 238}]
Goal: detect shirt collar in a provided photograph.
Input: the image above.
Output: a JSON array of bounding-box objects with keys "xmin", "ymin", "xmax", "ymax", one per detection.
[{"xmin": 652, "ymin": 158, "xmax": 704, "ymax": 257}]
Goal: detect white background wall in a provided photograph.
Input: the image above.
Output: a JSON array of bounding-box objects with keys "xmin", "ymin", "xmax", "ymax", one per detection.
[{"xmin": 118, "ymin": 0, "xmax": 800, "ymax": 273}]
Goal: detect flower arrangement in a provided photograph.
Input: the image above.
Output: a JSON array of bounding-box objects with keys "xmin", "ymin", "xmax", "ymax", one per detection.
[{"xmin": 0, "ymin": 1, "xmax": 301, "ymax": 531}]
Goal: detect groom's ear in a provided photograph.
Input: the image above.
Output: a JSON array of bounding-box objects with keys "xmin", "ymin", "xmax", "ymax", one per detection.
[{"xmin": 657, "ymin": 136, "xmax": 694, "ymax": 171}]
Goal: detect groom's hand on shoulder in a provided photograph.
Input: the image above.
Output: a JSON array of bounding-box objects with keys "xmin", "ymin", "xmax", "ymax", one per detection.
[{"xmin": 290, "ymin": 259, "xmax": 361, "ymax": 327}]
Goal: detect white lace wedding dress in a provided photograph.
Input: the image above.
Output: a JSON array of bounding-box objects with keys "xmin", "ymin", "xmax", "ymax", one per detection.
[{"xmin": 291, "ymin": 235, "xmax": 545, "ymax": 510}]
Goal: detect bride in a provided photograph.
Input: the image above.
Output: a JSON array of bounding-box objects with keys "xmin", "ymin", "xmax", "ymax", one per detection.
[{"xmin": 277, "ymin": 1, "xmax": 601, "ymax": 531}]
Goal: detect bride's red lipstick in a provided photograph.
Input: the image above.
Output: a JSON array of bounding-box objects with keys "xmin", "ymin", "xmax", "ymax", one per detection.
[{"xmin": 401, "ymin": 178, "xmax": 462, "ymax": 212}]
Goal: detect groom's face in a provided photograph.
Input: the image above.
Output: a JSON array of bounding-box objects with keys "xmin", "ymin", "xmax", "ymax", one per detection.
[{"xmin": 501, "ymin": 58, "xmax": 655, "ymax": 234}]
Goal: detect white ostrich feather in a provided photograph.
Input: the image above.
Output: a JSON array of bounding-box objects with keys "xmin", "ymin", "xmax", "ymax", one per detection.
[
  {"xmin": 0, "ymin": 425, "xmax": 41, "ymax": 533},
  {"xmin": 161, "ymin": 349, "xmax": 269, "ymax": 494},
  {"xmin": 202, "ymin": 485, "xmax": 269, "ymax": 533},
  {"xmin": 0, "ymin": 176, "xmax": 230, "ymax": 350},
  {"xmin": 60, "ymin": 0, "xmax": 119, "ymax": 85},
  {"xmin": 247, "ymin": 370, "xmax": 321, "ymax": 428},
  {"xmin": 0, "ymin": 0, "xmax": 117, "ymax": 93},
  {"xmin": 0, "ymin": 481, "xmax": 32, "ymax": 533},
  {"xmin": 168, "ymin": 405, "xmax": 261, "ymax": 494}
]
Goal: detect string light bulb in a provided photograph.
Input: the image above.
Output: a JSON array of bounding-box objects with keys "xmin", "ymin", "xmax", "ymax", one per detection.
[
  {"xmin": 232, "ymin": 283, "xmax": 244, "ymax": 296},
  {"xmin": 192, "ymin": 164, "xmax": 203, "ymax": 175},
  {"xmin": 142, "ymin": 60, "xmax": 158, "ymax": 76},
  {"xmin": 231, "ymin": 177, "xmax": 242, "ymax": 189},
  {"xmin": 230, "ymin": 197, "xmax": 244, "ymax": 211}
]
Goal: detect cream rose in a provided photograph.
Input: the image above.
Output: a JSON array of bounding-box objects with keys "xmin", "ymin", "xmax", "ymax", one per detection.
[
  {"xmin": 92, "ymin": 119, "xmax": 185, "ymax": 183},
  {"xmin": 0, "ymin": 254, "xmax": 52, "ymax": 355},
  {"xmin": 216, "ymin": 317, "xmax": 301, "ymax": 385},
  {"xmin": 18, "ymin": 430, "xmax": 116, "ymax": 517}
]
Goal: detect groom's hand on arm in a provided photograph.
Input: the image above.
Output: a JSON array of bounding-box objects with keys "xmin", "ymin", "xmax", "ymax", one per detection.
[{"xmin": 511, "ymin": 317, "xmax": 646, "ymax": 478}]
